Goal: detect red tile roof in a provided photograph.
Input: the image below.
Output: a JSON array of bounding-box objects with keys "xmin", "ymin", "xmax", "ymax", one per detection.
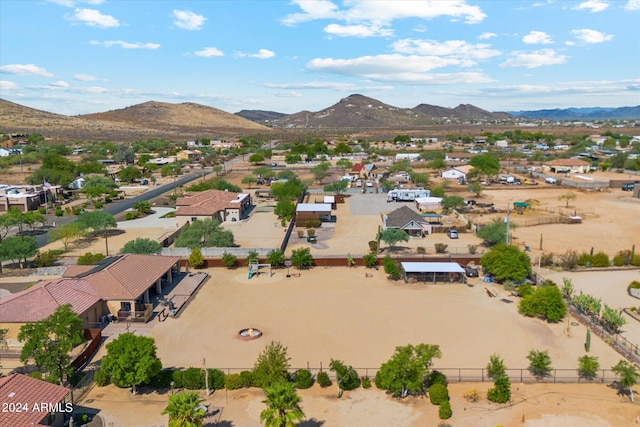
[
  {"xmin": 175, "ymin": 189, "xmax": 249, "ymax": 217},
  {"xmin": 351, "ymin": 163, "xmax": 364, "ymax": 172},
  {"xmin": 82, "ymin": 254, "xmax": 180, "ymax": 300},
  {"xmin": 0, "ymin": 374, "xmax": 70, "ymax": 426},
  {"xmin": 0, "ymin": 279, "xmax": 100, "ymax": 323}
]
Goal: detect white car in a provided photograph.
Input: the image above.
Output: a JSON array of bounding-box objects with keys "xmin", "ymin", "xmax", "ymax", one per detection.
[{"xmin": 545, "ymin": 177, "xmax": 557, "ymax": 184}]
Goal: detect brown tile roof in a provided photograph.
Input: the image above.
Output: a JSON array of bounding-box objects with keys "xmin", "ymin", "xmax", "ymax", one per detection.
[
  {"xmin": 175, "ymin": 189, "xmax": 249, "ymax": 217},
  {"xmin": 544, "ymin": 158, "xmax": 590, "ymax": 166},
  {"xmin": 0, "ymin": 279, "xmax": 100, "ymax": 323},
  {"xmin": 61, "ymin": 265, "xmax": 94, "ymax": 278},
  {"xmin": 82, "ymin": 254, "xmax": 180, "ymax": 300},
  {"xmin": 0, "ymin": 374, "xmax": 70, "ymax": 426}
]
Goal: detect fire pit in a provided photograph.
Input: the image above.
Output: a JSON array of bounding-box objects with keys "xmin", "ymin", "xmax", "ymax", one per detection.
[{"xmin": 238, "ymin": 327, "xmax": 262, "ymax": 341}]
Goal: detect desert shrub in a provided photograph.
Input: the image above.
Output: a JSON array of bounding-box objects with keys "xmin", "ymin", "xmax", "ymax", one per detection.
[
  {"xmin": 55, "ymin": 206, "xmax": 64, "ymax": 217},
  {"xmin": 35, "ymin": 250, "xmax": 59, "ymax": 267},
  {"xmin": 361, "ymin": 376, "xmax": 371, "ymax": 389},
  {"xmin": 94, "ymin": 369, "xmax": 110, "ymax": 387},
  {"xmin": 94, "ymin": 201, "xmax": 103, "ymax": 209},
  {"xmin": 171, "ymin": 369, "xmax": 184, "ymax": 389},
  {"xmin": 28, "ymin": 372, "xmax": 43, "ymax": 380},
  {"xmin": 434, "ymin": 243, "xmax": 448, "ymax": 253},
  {"xmin": 428, "ymin": 383, "xmax": 449, "ymax": 405},
  {"xmin": 467, "ymin": 244, "xmax": 478, "ymax": 254},
  {"xmin": 38, "ymin": 207, "xmax": 46, "ymax": 214},
  {"xmin": 224, "ymin": 373, "xmax": 244, "ymax": 390},
  {"xmin": 207, "ymin": 369, "xmax": 226, "ymax": 390},
  {"xmin": 317, "ymin": 371, "xmax": 332, "ymax": 388},
  {"xmin": 427, "ymin": 370, "xmax": 448, "ymax": 387},
  {"xmin": 368, "ymin": 240, "xmax": 378, "ymax": 252},
  {"xmin": 305, "ymin": 220, "xmax": 321, "ymax": 228},
  {"xmin": 297, "ymin": 230, "xmax": 304, "ymax": 238},
  {"xmin": 631, "ymin": 254, "xmax": 640, "ymax": 266},
  {"xmin": 125, "ymin": 211, "xmax": 138, "ymax": 221},
  {"xmin": 239, "ymin": 370, "xmax": 254, "ymax": 387},
  {"xmin": 463, "ymin": 388, "xmax": 480, "ymax": 402},
  {"xmin": 362, "ymin": 252, "xmax": 378, "ymax": 268},
  {"xmin": 613, "ymin": 255, "xmax": 625, "ymax": 266},
  {"xmin": 590, "ymin": 252, "xmax": 610, "ymax": 267},
  {"xmin": 439, "ymin": 400, "xmax": 452, "ymax": 419},
  {"xmin": 417, "ymin": 246, "xmax": 426, "ymax": 254},
  {"xmin": 487, "ymin": 376, "xmax": 511, "ymax": 403},
  {"xmin": 540, "ymin": 252, "xmax": 554, "ymax": 267},
  {"xmin": 44, "ymin": 374, "xmax": 59, "ymax": 384},
  {"xmin": 615, "ymin": 250, "xmax": 632, "ymax": 265},
  {"xmin": 559, "ymin": 250, "xmax": 579, "ymax": 270},
  {"xmin": 382, "ymin": 255, "xmax": 401, "ymax": 280},
  {"xmin": 630, "ymin": 281, "xmax": 640, "ymax": 289},
  {"xmin": 293, "ymin": 369, "xmax": 313, "ymax": 389},
  {"xmin": 307, "ymin": 229, "xmax": 316, "ymax": 237},
  {"xmin": 577, "ymin": 252, "xmax": 592, "ymax": 266},
  {"xmin": 221, "ymin": 252, "xmax": 237, "ymax": 268},
  {"xmin": 182, "ymin": 367, "xmax": 205, "ymax": 390},
  {"xmin": 519, "ymin": 283, "xmax": 566, "ymax": 323},
  {"xmin": 77, "ymin": 252, "xmax": 105, "ymax": 265}
]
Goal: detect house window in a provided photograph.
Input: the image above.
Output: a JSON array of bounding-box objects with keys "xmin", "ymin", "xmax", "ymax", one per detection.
[{"xmin": 191, "ymin": 217, "xmax": 197, "ymax": 222}]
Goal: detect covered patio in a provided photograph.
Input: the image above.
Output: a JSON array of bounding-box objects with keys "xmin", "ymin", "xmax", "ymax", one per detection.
[{"xmin": 400, "ymin": 262, "xmax": 466, "ymax": 284}]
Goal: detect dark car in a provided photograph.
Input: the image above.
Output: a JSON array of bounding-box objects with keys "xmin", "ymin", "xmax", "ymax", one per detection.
[{"xmin": 465, "ymin": 267, "xmax": 479, "ymax": 277}]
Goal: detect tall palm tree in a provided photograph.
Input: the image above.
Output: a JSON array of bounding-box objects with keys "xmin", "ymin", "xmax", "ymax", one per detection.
[
  {"xmin": 260, "ymin": 381, "xmax": 305, "ymax": 427},
  {"xmin": 162, "ymin": 391, "xmax": 206, "ymax": 427}
]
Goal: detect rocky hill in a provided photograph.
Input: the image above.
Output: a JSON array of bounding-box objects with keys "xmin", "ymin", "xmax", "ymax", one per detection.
[
  {"xmin": 0, "ymin": 99, "xmax": 269, "ymax": 141},
  {"xmin": 235, "ymin": 109, "xmax": 287, "ymax": 123}
]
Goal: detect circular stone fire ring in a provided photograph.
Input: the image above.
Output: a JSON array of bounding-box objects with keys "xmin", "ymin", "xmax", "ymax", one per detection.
[{"xmin": 238, "ymin": 327, "xmax": 263, "ymax": 341}]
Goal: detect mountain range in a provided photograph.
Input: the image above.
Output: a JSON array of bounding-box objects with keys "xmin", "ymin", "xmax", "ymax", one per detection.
[{"xmin": 1, "ymin": 95, "xmax": 637, "ymax": 142}]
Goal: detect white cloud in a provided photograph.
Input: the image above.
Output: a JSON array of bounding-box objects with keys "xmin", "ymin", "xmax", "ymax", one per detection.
[
  {"xmin": 47, "ymin": 0, "xmax": 105, "ymax": 6},
  {"xmin": 90, "ymin": 40, "xmax": 160, "ymax": 49},
  {"xmin": 194, "ymin": 47, "xmax": 224, "ymax": 57},
  {"xmin": 625, "ymin": 0, "xmax": 640, "ymax": 10},
  {"xmin": 173, "ymin": 10, "xmax": 206, "ymax": 30},
  {"xmin": 250, "ymin": 49, "xmax": 276, "ymax": 59},
  {"xmin": 500, "ymin": 49, "xmax": 568, "ymax": 68},
  {"xmin": 78, "ymin": 86, "xmax": 108, "ymax": 93},
  {"xmin": 571, "ymin": 29, "xmax": 614, "ymax": 43},
  {"xmin": 324, "ymin": 23, "xmax": 393, "ymax": 38},
  {"xmin": 573, "ymin": 0, "xmax": 609, "ymax": 12},
  {"xmin": 70, "ymin": 8, "xmax": 119, "ymax": 28},
  {"xmin": 522, "ymin": 31, "xmax": 553, "ymax": 44},
  {"xmin": 306, "ymin": 54, "xmax": 492, "ymax": 84},
  {"xmin": 282, "ymin": 0, "xmax": 486, "ymax": 34},
  {"xmin": 73, "ymin": 73, "xmax": 98, "ymax": 81},
  {"xmin": 0, "ymin": 64, "xmax": 53, "ymax": 77},
  {"xmin": 0, "ymin": 81, "xmax": 18, "ymax": 90},
  {"xmin": 478, "ymin": 32, "xmax": 496, "ymax": 40},
  {"xmin": 392, "ymin": 39, "xmax": 500, "ymax": 60},
  {"xmin": 48, "ymin": 81, "xmax": 70, "ymax": 89},
  {"xmin": 265, "ymin": 82, "xmax": 358, "ymax": 91}
]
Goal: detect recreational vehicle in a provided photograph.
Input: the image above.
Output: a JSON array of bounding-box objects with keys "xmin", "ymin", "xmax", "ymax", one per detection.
[{"xmin": 387, "ymin": 188, "xmax": 430, "ymax": 202}]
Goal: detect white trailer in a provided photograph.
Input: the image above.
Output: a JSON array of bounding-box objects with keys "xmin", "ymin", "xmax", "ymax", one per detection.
[{"xmin": 387, "ymin": 188, "xmax": 430, "ymax": 202}]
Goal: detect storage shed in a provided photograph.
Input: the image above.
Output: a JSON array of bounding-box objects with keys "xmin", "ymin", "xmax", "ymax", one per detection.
[
  {"xmin": 400, "ymin": 262, "xmax": 466, "ymax": 283},
  {"xmin": 295, "ymin": 203, "xmax": 332, "ymax": 226}
]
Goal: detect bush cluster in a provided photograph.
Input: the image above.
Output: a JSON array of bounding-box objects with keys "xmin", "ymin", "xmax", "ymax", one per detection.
[
  {"xmin": 77, "ymin": 252, "xmax": 105, "ymax": 265},
  {"xmin": 382, "ymin": 255, "xmax": 401, "ymax": 280},
  {"xmin": 317, "ymin": 371, "xmax": 332, "ymax": 388},
  {"xmin": 428, "ymin": 383, "xmax": 449, "ymax": 405},
  {"xmin": 292, "ymin": 369, "xmax": 313, "ymax": 389}
]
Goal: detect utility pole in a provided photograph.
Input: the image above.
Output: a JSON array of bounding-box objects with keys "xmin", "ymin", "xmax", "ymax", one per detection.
[
  {"xmin": 203, "ymin": 357, "xmax": 210, "ymax": 396},
  {"xmin": 505, "ymin": 202, "xmax": 510, "ymax": 245}
]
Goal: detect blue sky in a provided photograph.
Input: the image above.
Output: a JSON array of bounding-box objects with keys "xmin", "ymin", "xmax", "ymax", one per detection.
[{"xmin": 1, "ymin": 0, "xmax": 639, "ymax": 116}]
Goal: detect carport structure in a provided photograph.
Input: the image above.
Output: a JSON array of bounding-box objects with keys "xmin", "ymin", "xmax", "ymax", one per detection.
[{"xmin": 400, "ymin": 262, "xmax": 466, "ymax": 284}]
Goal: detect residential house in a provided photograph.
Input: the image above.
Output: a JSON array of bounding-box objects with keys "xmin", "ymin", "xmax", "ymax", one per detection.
[
  {"xmin": 0, "ymin": 184, "xmax": 63, "ymax": 213},
  {"xmin": 349, "ymin": 163, "xmax": 366, "ymax": 179},
  {"xmin": 364, "ymin": 163, "xmax": 378, "ymax": 179},
  {"xmin": 0, "ymin": 374, "xmax": 72, "ymax": 427},
  {"xmin": 543, "ymin": 158, "xmax": 591, "ymax": 174},
  {"xmin": 175, "ymin": 189, "xmax": 252, "ymax": 226},
  {"xmin": 0, "ymin": 279, "xmax": 106, "ymax": 343},
  {"xmin": 383, "ymin": 205, "xmax": 430, "ymax": 237},
  {"xmin": 395, "ymin": 153, "xmax": 420, "ymax": 162},
  {"xmin": 176, "ymin": 150, "xmax": 201, "ymax": 162},
  {"xmin": 445, "ymin": 152, "xmax": 477, "ymax": 162},
  {"xmin": 0, "ymin": 148, "xmax": 21, "ymax": 157},
  {"xmin": 441, "ymin": 165, "xmax": 474, "ymax": 181}
]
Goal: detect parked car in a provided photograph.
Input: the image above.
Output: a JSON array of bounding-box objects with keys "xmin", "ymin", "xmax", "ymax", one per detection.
[
  {"xmin": 465, "ymin": 267, "xmax": 479, "ymax": 277},
  {"xmin": 545, "ymin": 177, "xmax": 558, "ymax": 184},
  {"xmin": 621, "ymin": 181, "xmax": 639, "ymax": 191},
  {"xmin": 447, "ymin": 229, "xmax": 459, "ymax": 239}
]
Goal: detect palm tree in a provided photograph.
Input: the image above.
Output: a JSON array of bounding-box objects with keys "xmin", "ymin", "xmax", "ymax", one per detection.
[
  {"xmin": 162, "ymin": 391, "xmax": 206, "ymax": 427},
  {"xmin": 260, "ymin": 381, "xmax": 305, "ymax": 427}
]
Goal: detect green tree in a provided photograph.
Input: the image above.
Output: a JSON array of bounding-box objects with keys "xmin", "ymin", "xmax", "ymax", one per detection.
[
  {"xmin": 310, "ymin": 162, "xmax": 330, "ymax": 183},
  {"xmin": 477, "ymin": 218, "xmax": 511, "ymax": 246},
  {"xmin": 487, "ymin": 375, "xmax": 511, "ymax": 404},
  {"xmin": 469, "ymin": 154, "xmax": 500, "ymax": 178},
  {"xmin": 378, "ymin": 228, "xmax": 410, "ymax": 251},
  {"xmin": 260, "ymin": 381, "xmax": 305, "ymax": 427},
  {"xmin": 187, "ymin": 177, "xmax": 241, "ymax": 193},
  {"xmin": 274, "ymin": 200, "xmax": 295, "ymax": 221},
  {"xmin": 336, "ymin": 159, "xmax": 353, "ymax": 173},
  {"xmin": 76, "ymin": 211, "xmax": 117, "ymax": 236},
  {"xmin": 174, "ymin": 219, "xmax": 234, "ymax": 248},
  {"xmin": 249, "ymin": 153, "xmax": 266, "ymax": 164},
  {"xmin": 242, "ymin": 176, "xmax": 257, "ymax": 188},
  {"xmin": 0, "ymin": 236, "xmax": 38, "ymax": 268},
  {"xmin": 486, "ymin": 354, "xmax": 507, "ymax": 380},
  {"xmin": 290, "ymin": 247, "xmax": 313, "ymax": 269},
  {"xmin": 323, "ymin": 180, "xmax": 349, "ymax": 195},
  {"xmin": 253, "ymin": 341, "xmax": 291, "ymax": 389},
  {"xmin": 577, "ymin": 355, "xmax": 600, "ymax": 380},
  {"xmin": 329, "ymin": 359, "xmax": 360, "ymax": 397},
  {"xmin": 121, "ymin": 237, "xmax": 162, "ymax": 255},
  {"xmin": 441, "ymin": 195, "xmax": 466, "ymax": 212},
  {"xmin": 481, "ymin": 244, "xmax": 531, "ymax": 282},
  {"xmin": 189, "ymin": 247, "xmax": 205, "ymax": 268},
  {"xmin": 612, "ymin": 360, "xmax": 639, "ymax": 402},
  {"xmin": 333, "ymin": 142, "xmax": 352, "ymax": 155},
  {"xmin": 117, "ymin": 165, "xmax": 143, "ymax": 183},
  {"xmin": 374, "ymin": 344, "xmax": 441, "ymax": 398},
  {"xmin": 518, "ymin": 283, "xmax": 567, "ymax": 323},
  {"xmin": 100, "ymin": 333, "xmax": 162, "ymax": 394},
  {"xmin": 132, "ymin": 200, "xmax": 152, "ymax": 215},
  {"xmin": 162, "ymin": 391, "xmax": 206, "ymax": 427},
  {"xmin": 558, "ymin": 191, "xmax": 577, "ymax": 208},
  {"xmin": 18, "ymin": 304, "xmax": 84, "ymax": 385},
  {"xmin": 469, "ymin": 181, "xmax": 483, "ymax": 197},
  {"xmin": 527, "ymin": 349, "xmax": 552, "ymax": 380},
  {"xmin": 271, "ymin": 179, "xmax": 306, "ymax": 201},
  {"xmin": 81, "ymin": 175, "xmax": 117, "ymax": 200},
  {"xmin": 0, "ymin": 211, "xmax": 20, "ymax": 242},
  {"xmin": 285, "ymin": 153, "xmax": 302, "ymax": 164},
  {"xmin": 253, "ymin": 166, "xmax": 276, "ymax": 181},
  {"xmin": 115, "ymin": 145, "xmax": 136, "ymax": 164},
  {"xmin": 266, "ymin": 249, "xmax": 286, "ymax": 267}
]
